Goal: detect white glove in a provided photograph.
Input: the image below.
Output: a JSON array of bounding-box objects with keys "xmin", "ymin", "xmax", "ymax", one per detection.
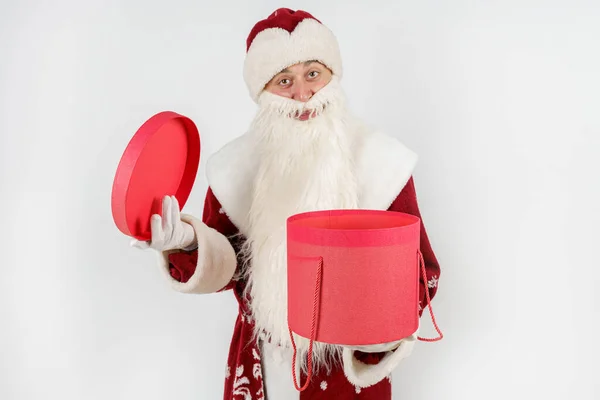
[{"xmin": 130, "ymin": 195, "xmax": 197, "ymax": 252}]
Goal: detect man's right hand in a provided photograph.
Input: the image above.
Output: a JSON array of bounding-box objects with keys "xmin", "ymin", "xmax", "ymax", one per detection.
[{"xmin": 130, "ymin": 195, "xmax": 197, "ymax": 252}]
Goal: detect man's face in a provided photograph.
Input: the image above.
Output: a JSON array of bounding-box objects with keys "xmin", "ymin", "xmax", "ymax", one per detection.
[{"xmin": 264, "ymin": 61, "xmax": 333, "ymax": 103}]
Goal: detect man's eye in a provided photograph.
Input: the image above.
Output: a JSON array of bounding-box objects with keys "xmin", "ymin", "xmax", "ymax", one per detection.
[
  {"xmin": 308, "ymin": 71, "xmax": 319, "ymax": 78},
  {"xmin": 279, "ymin": 79, "xmax": 290, "ymax": 85}
]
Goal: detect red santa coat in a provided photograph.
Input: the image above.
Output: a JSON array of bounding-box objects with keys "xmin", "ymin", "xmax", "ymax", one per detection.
[
  {"xmin": 152, "ymin": 127, "xmax": 440, "ymax": 399},
  {"xmin": 164, "ymin": 176, "xmax": 440, "ymax": 400}
]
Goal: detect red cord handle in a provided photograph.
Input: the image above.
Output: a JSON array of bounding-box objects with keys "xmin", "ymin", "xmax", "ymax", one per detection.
[
  {"xmin": 289, "ymin": 250, "xmax": 442, "ymax": 392},
  {"xmin": 288, "ymin": 256, "xmax": 323, "ymax": 391},
  {"xmin": 416, "ymin": 249, "xmax": 443, "ymax": 342}
]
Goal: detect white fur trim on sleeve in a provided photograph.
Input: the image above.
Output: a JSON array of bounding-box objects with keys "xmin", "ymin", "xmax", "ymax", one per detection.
[
  {"xmin": 342, "ymin": 329, "xmax": 419, "ymax": 388},
  {"xmin": 156, "ymin": 214, "xmax": 237, "ymax": 294},
  {"xmin": 243, "ymin": 18, "xmax": 343, "ymax": 102}
]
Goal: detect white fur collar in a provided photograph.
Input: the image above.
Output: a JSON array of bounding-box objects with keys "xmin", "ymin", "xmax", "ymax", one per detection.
[{"xmin": 205, "ymin": 128, "xmax": 418, "ymax": 236}]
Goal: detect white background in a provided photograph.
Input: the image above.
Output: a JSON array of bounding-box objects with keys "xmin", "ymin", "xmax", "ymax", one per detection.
[{"xmin": 1, "ymin": 0, "xmax": 598, "ymax": 399}]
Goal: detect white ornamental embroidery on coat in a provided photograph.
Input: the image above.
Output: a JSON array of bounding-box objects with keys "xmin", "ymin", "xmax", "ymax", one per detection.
[
  {"xmin": 256, "ymin": 388, "xmax": 264, "ymax": 400},
  {"xmin": 320, "ymin": 381, "xmax": 328, "ymax": 390},
  {"xmin": 233, "ymin": 365, "xmax": 252, "ymax": 400},
  {"xmin": 225, "ymin": 365, "xmax": 231, "ymax": 380},
  {"xmin": 252, "ymin": 347, "xmax": 264, "ymax": 399},
  {"xmin": 253, "ymin": 363, "xmax": 262, "ymax": 381},
  {"xmin": 252, "ymin": 347, "xmax": 262, "ymax": 380},
  {"xmin": 427, "ymin": 276, "xmax": 439, "ymax": 288}
]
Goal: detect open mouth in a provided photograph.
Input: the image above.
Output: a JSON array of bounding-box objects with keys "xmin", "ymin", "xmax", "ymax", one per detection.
[
  {"xmin": 297, "ymin": 110, "xmax": 312, "ymax": 121},
  {"xmin": 291, "ymin": 105, "xmax": 327, "ymax": 121}
]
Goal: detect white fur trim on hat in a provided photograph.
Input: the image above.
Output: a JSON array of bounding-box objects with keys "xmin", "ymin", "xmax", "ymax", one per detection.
[{"xmin": 243, "ymin": 18, "xmax": 343, "ymax": 103}]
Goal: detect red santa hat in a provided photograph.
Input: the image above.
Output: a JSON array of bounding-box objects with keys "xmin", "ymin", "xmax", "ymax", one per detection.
[{"xmin": 243, "ymin": 8, "xmax": 343, "ymax": 102}]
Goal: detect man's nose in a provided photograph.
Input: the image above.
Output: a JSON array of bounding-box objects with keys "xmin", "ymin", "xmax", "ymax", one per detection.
[{"xmin": 292, "ymin": 81, "xmax": 313, "ymax": 102}]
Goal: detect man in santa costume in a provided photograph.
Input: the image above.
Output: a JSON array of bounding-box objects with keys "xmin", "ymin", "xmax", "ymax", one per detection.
[{"xmin": 133, "ymin": 8, "xmax": 441, "ymax": 400}]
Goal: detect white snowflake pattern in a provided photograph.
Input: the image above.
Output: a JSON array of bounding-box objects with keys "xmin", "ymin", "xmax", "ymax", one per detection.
[
  {"xmin": 320, "ymin": 381, "xmax": 328, "ymax": 391},
  {"xmin": 427, "ymin": 276, "xmax": 439, "ymax": 289},
  {"xmin": 252, "ymin": 348, "xmax": 261, "ymax": 361}
]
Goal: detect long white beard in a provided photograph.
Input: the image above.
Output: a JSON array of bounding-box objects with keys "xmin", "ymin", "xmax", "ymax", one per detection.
[{"xmin": 241, "ymin": 77, "xmax": 360, "ymax": 374}]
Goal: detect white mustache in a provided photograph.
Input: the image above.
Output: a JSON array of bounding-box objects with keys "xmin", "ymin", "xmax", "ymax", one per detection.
[
  {"xmin": 257, "ymin": 76, "xmax": 343, "ymax": 120},
  {"xmin": 290, "ymin": 106, "xmax": 328, "ymax": 120}
]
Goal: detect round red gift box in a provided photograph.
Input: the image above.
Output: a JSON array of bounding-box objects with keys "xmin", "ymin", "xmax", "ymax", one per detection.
[
  {"xmin": 111, "ymin": 111, "xmax": 200, "ymax": 241},
  {"xmin": 286, "ymin": 209, "xmax": 421, "ymax": 346}
]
